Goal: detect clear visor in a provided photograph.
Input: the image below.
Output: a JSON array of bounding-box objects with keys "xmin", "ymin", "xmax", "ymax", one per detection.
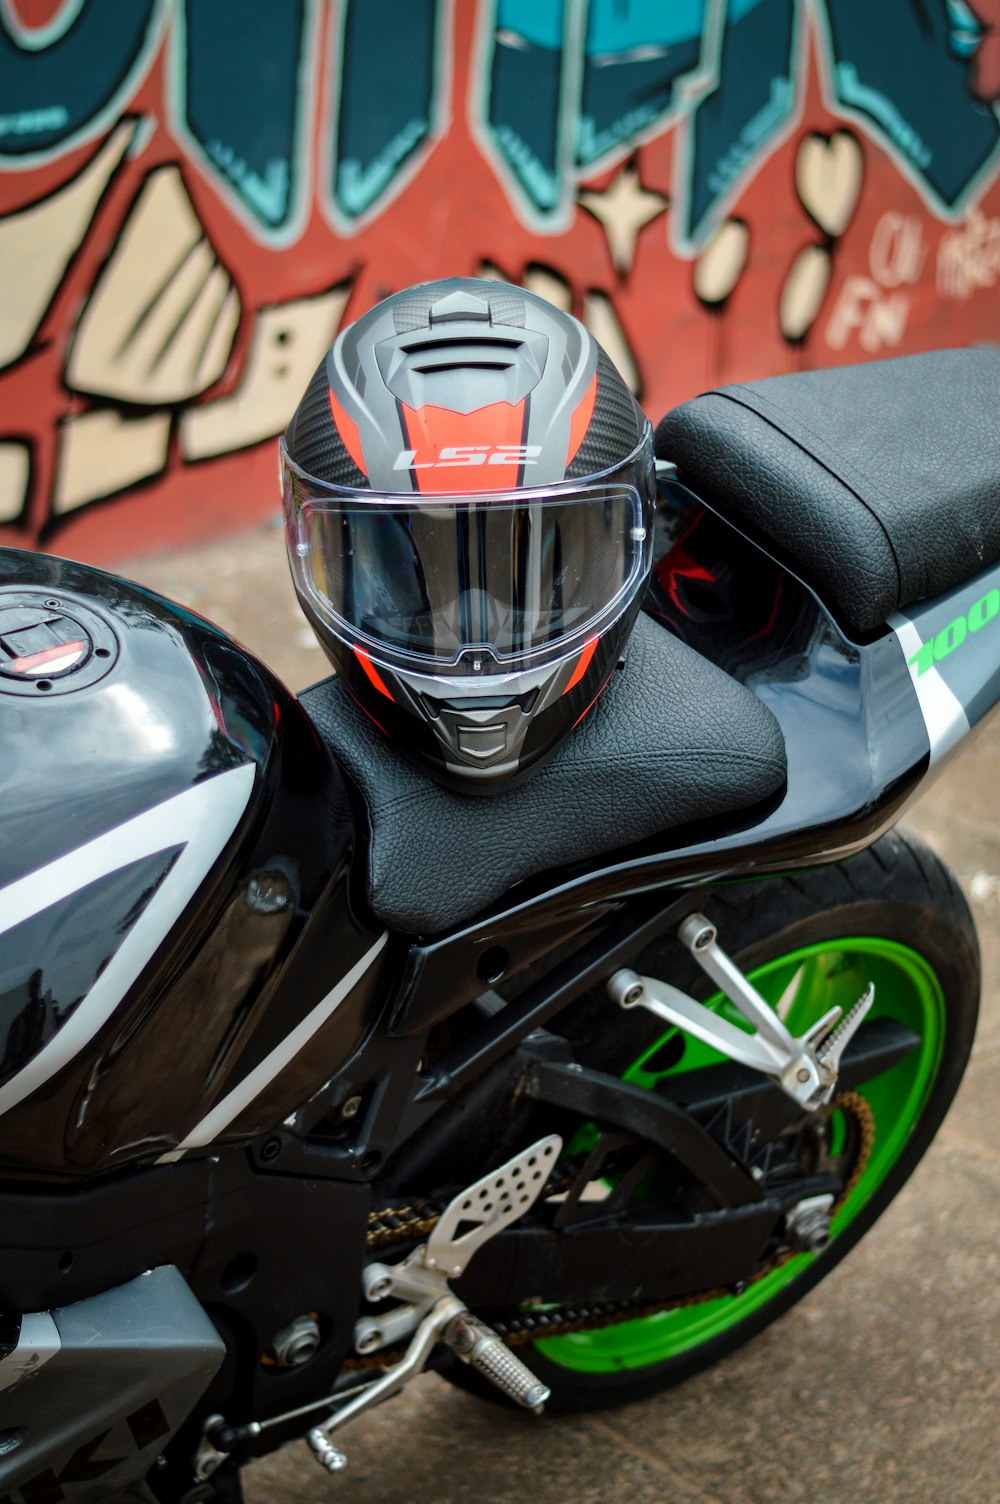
[{"xmin": 281, "ymin": 442, "xmax": 652, "ymax": 670}]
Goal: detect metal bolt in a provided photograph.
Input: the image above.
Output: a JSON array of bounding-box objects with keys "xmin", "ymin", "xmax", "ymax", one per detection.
[
  {"xmin": 271, "ymin": 1315, "xmax": 321, "ymax": 1368},
  {"xmin": 622, "ymin": 983, "xmax": 645, "ymax": 1006},
  {"xmin": 341, "ymin": 1095, "xmax": 363, "ymax": 1119},
  {"xmin": 796, "ymin": 1068, "xmax": 811, "ymax": 1084},
  {"xmin": 678, "ymin": 913, "xmax": 716, "ymax": 951},
  {"xmin": 445, "ymin": 1315, "xmax": 477, "ymax": 1354},
  {"xmin": 354, "ymin": 1324, "xmax": 383, "ymax": 1355},
  {"xmin": 367, "ymin": 1274, "xmax": 392, "ymax": 1301}
]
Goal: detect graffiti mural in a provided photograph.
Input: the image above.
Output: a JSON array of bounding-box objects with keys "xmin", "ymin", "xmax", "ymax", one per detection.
[{"xmin": 0, "ymin": 0, "xmax": 998, "ymax": 560}]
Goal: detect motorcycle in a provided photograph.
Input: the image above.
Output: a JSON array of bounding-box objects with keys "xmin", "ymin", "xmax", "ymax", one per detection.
[{"xmin": 0, "ymin": 347, "xmax": 994, "ymax": 1503}]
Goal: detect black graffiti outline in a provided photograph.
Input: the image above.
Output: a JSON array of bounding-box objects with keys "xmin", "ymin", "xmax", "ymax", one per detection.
[
  {"xmin": 0, "ymin": 115, "xmax": 140, "ymax": 378},
  {"xmin": 41, "ymin": 271, "xmax": 357, "ymax": 540},
  {"xmin": 0, "ymin": 433, "xmax": 35, "ymax": 532}
]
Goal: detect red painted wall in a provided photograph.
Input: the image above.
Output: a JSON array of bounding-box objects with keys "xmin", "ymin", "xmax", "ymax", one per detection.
[{"xmin": 1, "ymin": 0, "xmax": 998, "ymax": 562}]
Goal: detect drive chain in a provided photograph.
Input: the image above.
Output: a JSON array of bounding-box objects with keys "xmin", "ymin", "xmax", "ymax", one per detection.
[{"xmin": 351, "ymin": 1090, "xmax": 874, "ymax": 1367}]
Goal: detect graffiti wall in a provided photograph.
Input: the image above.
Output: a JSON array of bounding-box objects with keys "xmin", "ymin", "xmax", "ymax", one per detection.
[{"xmin": 1, "ymin": 0, "xmax": 998, "ymax": 561}]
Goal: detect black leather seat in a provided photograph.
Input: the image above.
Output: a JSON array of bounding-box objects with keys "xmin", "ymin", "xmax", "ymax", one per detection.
[
  {"xmin": 656, "ymin": 349, "xmax": 1000, "ymax": 637},
  {"xmin": 301, "ymin": 614, "xmax": 786, "ymax": 935}
]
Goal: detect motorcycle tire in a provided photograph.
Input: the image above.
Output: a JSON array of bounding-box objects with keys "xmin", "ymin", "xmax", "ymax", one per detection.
[{"xmin": 445, "ymin": 826, "xmax": 979, "ymax": 1413}]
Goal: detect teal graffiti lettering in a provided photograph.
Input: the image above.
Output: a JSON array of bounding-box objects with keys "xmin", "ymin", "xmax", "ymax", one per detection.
[
  {"xmin": 0, "ymin": 106, "xmax": 70, "ymax": 137},
  {"xmin": 338, "ymin": 118, "xmax": 427, "ymax": 216},
  {"xmin": 835, "ymin": 62, "xmax": 932, "ymax": 170}
]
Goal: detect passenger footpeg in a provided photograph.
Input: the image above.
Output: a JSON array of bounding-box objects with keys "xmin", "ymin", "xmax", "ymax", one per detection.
[{"xmin": 607, "ymin": 912, "xmax": 874, "ymax": 1110}]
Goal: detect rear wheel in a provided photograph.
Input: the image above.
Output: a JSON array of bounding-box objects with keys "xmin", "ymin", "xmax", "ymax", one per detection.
[{"xmin": 473, "ymin": 828, "xmax": 978, "ymax": 1410}]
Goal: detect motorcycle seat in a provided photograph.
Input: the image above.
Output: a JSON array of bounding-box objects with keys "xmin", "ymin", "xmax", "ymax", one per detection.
[
  {"xmin": 655, "ymin": 348, "xmax": 1000, "ymax": 637},
  {"xmin": 300, "ymin": 612, "xmax": 786, "ymax": 936}
]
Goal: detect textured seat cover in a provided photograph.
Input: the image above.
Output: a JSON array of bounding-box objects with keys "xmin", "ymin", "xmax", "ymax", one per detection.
[
  {"xmin": 300, "ymin": 614, "xmax": 786, "ymax": 936},
  {"xmin": 656, "ymin": 349, "xmax": 1000, "ymax": 636}
]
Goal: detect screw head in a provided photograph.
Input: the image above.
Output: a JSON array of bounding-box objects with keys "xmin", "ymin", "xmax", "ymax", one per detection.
[
  {"xmin": 341, "ymin": 1095, "xmax": 363, "ymax": 1119},
  {"xmin": 796, "ymin": 1067, "xmax": 811, "ymax": 1084},
  {"xmin": 623, "ymin": 984, "xmax": 644, "ymax": 1006},
  {"xmin": 355, "ymin": 1327, "xmax": 382, "ymax": 1354}
]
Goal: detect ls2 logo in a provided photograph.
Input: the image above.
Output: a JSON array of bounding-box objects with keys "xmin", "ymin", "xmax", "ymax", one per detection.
[{"xmin": 393, "ymin": 445, "xmax": 541, "ymax": 470}]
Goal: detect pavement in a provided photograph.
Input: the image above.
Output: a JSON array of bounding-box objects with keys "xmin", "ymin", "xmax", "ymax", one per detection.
[{"xmin": 122, "ymin": 523, "xmax": 1000, "ymax": 1504}]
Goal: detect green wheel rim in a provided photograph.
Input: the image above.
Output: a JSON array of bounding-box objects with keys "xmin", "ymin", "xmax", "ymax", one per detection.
[{"xmin": 535, "ymin": 936, "xmax": 945, "ymax": 1373}]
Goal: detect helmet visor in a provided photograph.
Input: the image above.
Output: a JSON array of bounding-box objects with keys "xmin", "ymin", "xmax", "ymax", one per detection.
[{"xmin": 281, "ymin": 443, "xmax": 652, "ymax": 669}]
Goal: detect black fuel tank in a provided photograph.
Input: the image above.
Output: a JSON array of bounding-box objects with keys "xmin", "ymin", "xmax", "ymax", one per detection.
[{"xmin": 0, "ymin": 549, "xmax": 385, "ymax": 1178}]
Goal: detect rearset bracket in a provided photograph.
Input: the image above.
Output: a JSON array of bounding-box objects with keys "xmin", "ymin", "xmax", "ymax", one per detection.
[{"xmin": 607, "ymin": 912, "xmax": 874, "ymax": 1111}]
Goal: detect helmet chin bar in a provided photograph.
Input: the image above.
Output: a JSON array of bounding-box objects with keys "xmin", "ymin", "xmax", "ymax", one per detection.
[{"xmin": 389, "ymin": 651, "xmax": 585, "ymax": 779}]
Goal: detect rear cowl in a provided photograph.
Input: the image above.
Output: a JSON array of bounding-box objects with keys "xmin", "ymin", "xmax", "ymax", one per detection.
[{"xmin": 0, "ymin": 548, "xmax": 381, "ymax": 1179}]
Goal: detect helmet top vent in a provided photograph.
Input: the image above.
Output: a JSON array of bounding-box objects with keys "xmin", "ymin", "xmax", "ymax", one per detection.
[
  {"xmin": 392, "ymin": 280, "xmax": 526, "ymax": 335},
  {"xmin": 376, "ymin": 323, "xmax": 548, "ymax": 413}
]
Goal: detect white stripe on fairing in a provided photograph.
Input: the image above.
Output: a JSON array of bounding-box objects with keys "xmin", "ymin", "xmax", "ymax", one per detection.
[
  {"xmin": 889, "ymin": 611, "xmax": 970, "ymax": 765},
  {"xmin": 0, "ymin": 763, "xmax": 256, "ymax": 1119},
  {"xmin": 157, "ymin": 930, "xmax": 389, "ymax": 1163},
  {"xmin": 0, "ymin": 1311, "xmax": 60, "ymax": 1395}
]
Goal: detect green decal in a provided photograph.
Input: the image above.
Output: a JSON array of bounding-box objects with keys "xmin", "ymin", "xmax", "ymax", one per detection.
[{"xmin": 908, "ymin": 586, "xmax": 999, "ymax": 677}]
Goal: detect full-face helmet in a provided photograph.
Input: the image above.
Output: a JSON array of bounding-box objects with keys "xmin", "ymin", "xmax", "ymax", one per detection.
[{"xmin": 281, "ymin": 278, "xmax": 655, "ymax": 792}]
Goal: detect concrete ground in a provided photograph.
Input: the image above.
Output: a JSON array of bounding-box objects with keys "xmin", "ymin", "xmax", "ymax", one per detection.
[{"xmin": 123, "ymin": 524, "xmax": 1000, "ymax": 1504}]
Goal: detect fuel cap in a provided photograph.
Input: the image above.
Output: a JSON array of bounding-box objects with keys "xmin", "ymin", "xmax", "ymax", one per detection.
[{"xmin": 0, "ymin": 592, "xmax": 119, "ymax": 697}]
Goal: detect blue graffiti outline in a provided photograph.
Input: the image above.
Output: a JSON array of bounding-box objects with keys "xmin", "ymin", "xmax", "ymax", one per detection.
[
  {"xmin": 321, "ymin": 0, "xmax": 454, "ymax": 235},
  {"xmin": 0, "ymin": 0, "xmax": 167, "ymax": 170},
  {"xmin": 469, "ymin": 0, "xmax": 587, "ymax": 232},
  {"xmin": 168, "ymin": 0, "xmax": 321, "ymax": 249},
  {"xmin": 670, "ymin": 0, "xmax": 807, "ymax": 253},
  {"xmin": 575, "ymin": 0, "xmax": 709, "ymax": 177},
  {"xmin": 0, "ymin": 0, "xmax": 87, "ymax": 50},
  {"xmin": 809, "ymin": 0, "xmax": 1000, "ymax": 225}
]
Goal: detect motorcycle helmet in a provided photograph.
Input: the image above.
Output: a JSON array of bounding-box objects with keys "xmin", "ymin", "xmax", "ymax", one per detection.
[{"xmin": 281, "ymin": 277, "xmax": 655, "ymax": 792}]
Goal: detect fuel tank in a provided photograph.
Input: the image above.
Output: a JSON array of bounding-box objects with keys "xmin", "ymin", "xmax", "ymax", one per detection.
[{"xmin": 0, "ymin": 549, "xmax": 387, "ymax": 1179}]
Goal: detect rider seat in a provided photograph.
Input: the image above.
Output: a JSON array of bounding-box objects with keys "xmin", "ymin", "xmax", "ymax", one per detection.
[
  {"xmin": 655, "ymin": 348, "xmax": 1000, "ymax": 637},
  {"xmin": 301, "ymin": 613, "xmax": 786, "ymax": 935}
]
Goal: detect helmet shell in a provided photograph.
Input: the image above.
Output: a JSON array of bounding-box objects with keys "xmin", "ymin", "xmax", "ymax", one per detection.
[{"xmin": 283, "ymin": 278, "xmax": 655, "ymax": 791}]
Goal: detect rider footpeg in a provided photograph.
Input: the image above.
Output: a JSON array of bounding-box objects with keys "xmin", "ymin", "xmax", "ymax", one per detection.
[{"xmin": 444, "ymin": 1313, "xmax": 550, "ymax": 1412}]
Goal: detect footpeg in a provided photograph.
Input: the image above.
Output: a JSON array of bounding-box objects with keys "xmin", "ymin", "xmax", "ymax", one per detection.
[
  {"xmin": 444, "ymin": 1313, "xmax": 550, "ymax": 1411},
  {"xmin": 608, "ymin": 913, "xmax": 875, "ymax": 1110},
  {"xmin": 356, "ymin": 1134, "xmax": 562, "ymax": 1354}
]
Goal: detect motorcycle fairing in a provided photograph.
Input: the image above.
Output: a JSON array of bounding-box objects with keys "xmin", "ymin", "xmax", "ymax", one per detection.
[
  {"xmin": 0, "ymin": 550, "xmax": 383, "ymax": 1181},
  {"xmin": 0, "ymin": 1266, "xmax": 224, "ymax": 1503},
  {"xmin": 0, "ymin": 768, "xmax": 252, "ymax": 1120},
  {"xmin": 890, "ymin": 554, "xmax": 1000, "ymax": 764}
]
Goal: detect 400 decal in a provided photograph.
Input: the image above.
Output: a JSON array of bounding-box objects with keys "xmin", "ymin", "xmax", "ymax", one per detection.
[{"xmin": 908, "ymin": 587, "xmax": 1000, "ymax": 677}]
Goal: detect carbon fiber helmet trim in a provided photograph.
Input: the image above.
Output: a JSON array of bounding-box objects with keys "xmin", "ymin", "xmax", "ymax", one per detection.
[
  {"xmin": 567, "ymin": 347, "xmax": 646, "ymax": 479},
  {"xmin": 283, "ymin": 277, "xmax": 656, "ymax": 793},
  {"xmin": 285, "ymin": 360, "xmax": 367, "ymax": 489}
]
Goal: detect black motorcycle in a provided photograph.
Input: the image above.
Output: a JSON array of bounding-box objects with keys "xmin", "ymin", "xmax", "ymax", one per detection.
[{"xmin": 1, "ymin": 349, "xmax": 994, "ymax": 1503}]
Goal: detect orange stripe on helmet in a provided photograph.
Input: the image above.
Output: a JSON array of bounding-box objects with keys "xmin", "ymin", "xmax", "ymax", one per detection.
[
  {"xmin": 353, "ymin": 646, "xmax": 394, "ymax": 700},
  {"xmin": 571, "ymin": 668, "xmax": 614, "ymax": 729},
  {"xmin": 566, "ymin": 370, "xmax": 598, "ymax": 467},
  {"xmin": 561, "ymin": 634, "xmax": 600, "ymax": 696},
  {"xmin": 329, "ymin": 388, "xmax": 367, "ymax": 475},
  {"xmin": 400, "ymin": 400, "xmax": 527, "ymax": 493}
]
